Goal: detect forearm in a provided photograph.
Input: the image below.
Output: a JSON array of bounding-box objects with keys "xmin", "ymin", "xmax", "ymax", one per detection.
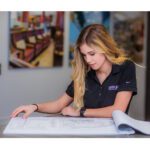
[
  {"xmin": 84, "ymin": 105, "xmax": 120, "ymax": 118},
  {"xmin": 37, "ymin": 100, "xmax": 63, "ymax": 114},
  {"xmin": 36, "ymin": 93, "xmax": 73, "ymax": 114}
]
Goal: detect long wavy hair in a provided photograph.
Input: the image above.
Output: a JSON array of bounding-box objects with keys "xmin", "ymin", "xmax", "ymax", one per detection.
[{"xmin": 71, "ymin": 24, "xmax": 129, "ymax": 109}]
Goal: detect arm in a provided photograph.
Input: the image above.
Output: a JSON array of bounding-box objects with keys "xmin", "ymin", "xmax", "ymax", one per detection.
[
  {"xmin": 61, "ymin": 61, "xmax": 137, "ymax": 117},
  {"xmin": 37, "ymin": 93, "xmax": 73, "ymax": 113},
  {"xmin": 11, "ymin": 93, "xmax": 73, "ymax": 118},
  {"xmin": 84, "ymin": 61, "xmax": 136, "ymax": 118},
  {"xmin": 84, "ymin": 91, "xmax": 132, "ymax": 118},
  {"xmin": 61, "ymin": 91, "xmax": 132, "ymax": 118}
]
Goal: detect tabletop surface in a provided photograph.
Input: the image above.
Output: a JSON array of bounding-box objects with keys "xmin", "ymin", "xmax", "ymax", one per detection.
[{"xmin": 0, "ymin": 117, "xmax": 149, "ymax": 138}]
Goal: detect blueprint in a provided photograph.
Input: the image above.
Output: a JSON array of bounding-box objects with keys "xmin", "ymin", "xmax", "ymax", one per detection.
[{"xmin": 3, "ymin": 115, "xmax": 135, "ymax": 135}]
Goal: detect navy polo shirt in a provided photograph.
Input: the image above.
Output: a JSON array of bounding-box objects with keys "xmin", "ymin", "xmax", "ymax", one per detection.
[{"xmin": 66, "ymin": 60, "xmax": 137, "ymax": 110}]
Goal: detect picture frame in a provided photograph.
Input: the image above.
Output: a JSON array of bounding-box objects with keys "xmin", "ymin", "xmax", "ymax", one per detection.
[{"xmin": 9, "ymin": 11, "xmax": 64, "ymax": 69}]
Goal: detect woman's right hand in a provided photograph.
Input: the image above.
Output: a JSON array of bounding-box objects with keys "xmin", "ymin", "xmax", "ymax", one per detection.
[{"xmin": 11, "ymin": 104, "xmax": 38, "ymax": 119}]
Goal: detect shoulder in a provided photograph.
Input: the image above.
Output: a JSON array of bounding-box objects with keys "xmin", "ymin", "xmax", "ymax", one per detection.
[{"xmin": 120, "ymin": 60, "xmax": 135, "ymax": 71}]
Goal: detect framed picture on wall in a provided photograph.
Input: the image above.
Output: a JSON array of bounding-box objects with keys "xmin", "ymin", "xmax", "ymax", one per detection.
[
  {"xmin": 112, "ymin": 12, "xmax": 145, "ymax": 64},
  {"xmin": 9, "ymin": 11, "xmax": 64, "ymax": 69},
  {"xmin": 69, "ymin": 11, "xmax": 111, "ymax": 65}
]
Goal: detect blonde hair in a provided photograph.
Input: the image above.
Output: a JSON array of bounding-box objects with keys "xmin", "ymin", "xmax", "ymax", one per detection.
[{"xmin": 71, "ymin": 24, "xmax": 130, "ymax": 109}]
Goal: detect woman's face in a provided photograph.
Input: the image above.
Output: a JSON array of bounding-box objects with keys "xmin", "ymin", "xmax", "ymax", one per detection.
[{"xmin": 80, "ymin": 43, "xmax": 107, "ymax": 70}]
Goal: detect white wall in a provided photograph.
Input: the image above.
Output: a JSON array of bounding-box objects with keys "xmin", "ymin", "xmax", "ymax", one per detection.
[{"xmin": 0, "ymin": 12, "xmax": 147, "ymax": 120}]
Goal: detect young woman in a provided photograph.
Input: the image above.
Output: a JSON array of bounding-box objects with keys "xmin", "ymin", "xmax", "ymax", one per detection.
[{"xmin": 11, "ymin": 24, "xmax": 137, "ymax": 119}]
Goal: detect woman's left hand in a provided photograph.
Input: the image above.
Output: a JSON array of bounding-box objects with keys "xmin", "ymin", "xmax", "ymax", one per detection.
[{"xmin": 61, "ymin": 106, "xmax": 80, "ymax": 117}]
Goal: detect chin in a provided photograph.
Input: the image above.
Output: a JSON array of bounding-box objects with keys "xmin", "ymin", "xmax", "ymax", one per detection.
[
  {"xmin": 93, "ymin": 65, "xmax": 101, "ymax": 71},
  {"xmin": 91, "ymin": 66, "xmax": 99, "ymax": 70},
  {"xmin": 90, "ymin": 64, "xmax": 101, "ymax": 70}
]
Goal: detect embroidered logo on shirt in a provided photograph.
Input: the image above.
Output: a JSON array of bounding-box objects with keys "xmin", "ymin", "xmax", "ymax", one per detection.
[
  {"xmin": 108, "ymin": 85, "xmax": 118, "ymax": 91},
  {"xmin": 125, "ymin": 81, "xmax": 131, "ymax": 84}
]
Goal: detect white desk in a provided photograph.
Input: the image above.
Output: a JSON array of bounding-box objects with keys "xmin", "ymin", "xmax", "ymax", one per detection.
[{"xmin": 0, "ymin": 116, "xmax": 149, "ymax": 138}]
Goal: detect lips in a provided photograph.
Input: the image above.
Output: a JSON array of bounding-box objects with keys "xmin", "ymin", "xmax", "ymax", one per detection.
[{"xmin": 89, "ymin": 63, "xmax": 96, "ymax": 67}]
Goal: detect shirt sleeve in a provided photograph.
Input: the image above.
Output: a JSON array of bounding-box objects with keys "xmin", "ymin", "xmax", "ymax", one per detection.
[
  {"xmin": 117, "ymin": 61, "xmax": 137, "ymax": 96},
  {"xmin": 65, "ymin": 81, "xmax": 74, "ymax": 98}
]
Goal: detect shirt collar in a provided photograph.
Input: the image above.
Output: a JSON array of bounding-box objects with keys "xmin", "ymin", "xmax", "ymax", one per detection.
[{"xmin": 87, "ymin": 63, "xmax": 121, "ymax": 79}]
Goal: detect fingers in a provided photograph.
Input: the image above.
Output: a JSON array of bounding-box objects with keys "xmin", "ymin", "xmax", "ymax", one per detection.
[
  {"xmin": 11, "ymin": 105, "xmax": 36, "ymax": 119},
  {"xmin": 61, "ymin": 106, "xmax": 79, "ymax": 117},
  {"xmin": 61, "ymin": 108, "xmax": 66, "ymax": 116},
  {"xmin": 61, "ymin": 107, "xmax": 70, "ymax": 116},
  {"xmin": 23, "ymin": 111, "xmax": 32, "ymax": 119},
  {"xmin": 11, "ymin": 105, "xmax": 31, "ymax": 118},
  {"xmin": 61, "ymin": 110, "xmax": 66, "ymax": 116},
  {"xmin": 11, "ymin": 106, "xmax": 25, "ymax": 118}
]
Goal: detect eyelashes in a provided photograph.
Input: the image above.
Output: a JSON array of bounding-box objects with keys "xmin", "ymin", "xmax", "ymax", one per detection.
[
  {"xmin": 82, "ymin": 53, "xmax": 95, "ymax": 57},
  {"xmin": 90, "ymin": 53, "xmax": 95, "ymax": 56}
]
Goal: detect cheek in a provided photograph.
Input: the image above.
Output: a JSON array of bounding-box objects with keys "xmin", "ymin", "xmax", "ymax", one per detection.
[{"xmin": 96, "ymin": 55, "xmax": 106, "ymax": 64}]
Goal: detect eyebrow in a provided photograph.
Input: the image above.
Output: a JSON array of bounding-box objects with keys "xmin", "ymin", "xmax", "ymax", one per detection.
[{"xmin": 80, "ymin": 50, "xmax": 96, "ymax": 55}]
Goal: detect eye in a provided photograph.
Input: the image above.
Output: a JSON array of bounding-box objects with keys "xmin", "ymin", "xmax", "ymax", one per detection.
[{"xmin": 89, "ymin": 52, "xmax": 95, "ymax": 56}]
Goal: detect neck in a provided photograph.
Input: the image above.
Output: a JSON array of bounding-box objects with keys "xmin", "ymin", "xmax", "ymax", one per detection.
[{"xmin": 96, "ymin": 60, "xmax": 112, "ymax": 75}]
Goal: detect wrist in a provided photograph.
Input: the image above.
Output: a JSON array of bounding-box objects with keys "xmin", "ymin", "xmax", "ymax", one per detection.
[
  {"xmin": 32, "ymin": 104, "xmax": 39, "ymax": 112},
  {"xmin": 80, "ymin": 107, "xmax": 86, "ymax": 117}
]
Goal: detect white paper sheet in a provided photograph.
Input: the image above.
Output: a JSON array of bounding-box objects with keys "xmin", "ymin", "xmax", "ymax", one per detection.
[
  {"xmin": 3, "ymin": 116, "xmax": 134, "ymax": 135},
  {"xmin": 113, "ymin": 110, "xmax": 150, "ymax": 135}
]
